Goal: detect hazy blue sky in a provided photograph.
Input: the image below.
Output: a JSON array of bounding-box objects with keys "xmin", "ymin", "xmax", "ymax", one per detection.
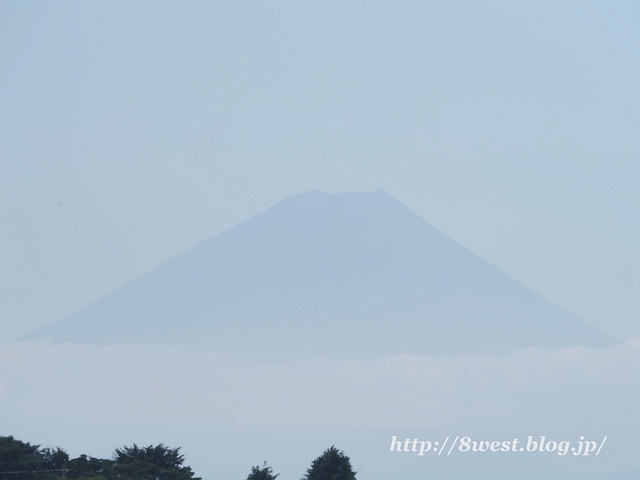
[{"xmin": 1, "ymin": 1, "xmax": 639, "ymax": 342}]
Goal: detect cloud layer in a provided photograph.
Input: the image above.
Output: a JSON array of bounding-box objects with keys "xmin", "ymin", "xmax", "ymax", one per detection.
[
  {"xmin": 1, "ymin": 340, "xmax": 639, "ymax": 430},
  {"xmin": 2, "ymin": 341, "xmax": 640, "ymax": 479}
]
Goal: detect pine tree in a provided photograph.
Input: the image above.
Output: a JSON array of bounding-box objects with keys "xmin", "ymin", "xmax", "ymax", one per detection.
[
  {"xmin": 246, "ymin": 462, "xmax": 278, "ymax": 480},
  {"xmin": 111, "ymin": 444, "xmax": 200, "ymax": 480},
  {"xmin": 303, "ymin": 447, "xmax": 356, "ymax": 480}
]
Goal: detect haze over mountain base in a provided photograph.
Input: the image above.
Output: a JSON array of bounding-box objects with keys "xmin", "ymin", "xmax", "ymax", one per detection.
[{"xmin": 1, "ymin": 340, "xmax": 639, "ymax": 480}]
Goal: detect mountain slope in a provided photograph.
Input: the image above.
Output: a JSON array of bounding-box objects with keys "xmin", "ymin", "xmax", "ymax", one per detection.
[{"xmin": 23, "ymin": 190, "xmax": 619, "ymax": 356}]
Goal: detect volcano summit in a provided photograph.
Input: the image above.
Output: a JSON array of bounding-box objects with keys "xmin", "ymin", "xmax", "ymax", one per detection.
[{"xmin": 24, "ymin": 190, "xmax": 618, "ymax": 356}]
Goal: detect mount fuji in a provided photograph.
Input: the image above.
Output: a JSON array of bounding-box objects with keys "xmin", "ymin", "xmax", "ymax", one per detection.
[{"xmin": 24, "ymin": 190, "xmax": 618, "ymax": 356}]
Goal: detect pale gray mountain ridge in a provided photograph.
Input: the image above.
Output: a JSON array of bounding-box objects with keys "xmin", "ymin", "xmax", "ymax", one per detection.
[{"xmin": 23, "ymin": 190, "xmax": 619, "ymax": 356}]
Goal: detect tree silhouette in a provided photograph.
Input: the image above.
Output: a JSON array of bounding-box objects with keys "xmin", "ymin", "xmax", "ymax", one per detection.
[
  {"xmin": 303, "ymin": 446, "xmax": 356, "ymax": 480},
  {"xmin": 41, "ymin": 447, "xmax": 69, "ymax": 472},
  {"xmin": 246, "ymin": 462, "xmax": 278, "ymax": 480},
  {"xmin": 67, "ymin": 454, "xmax": 110, "ymax": 479},
  {"xmin": 0, "ymin": 437, "xmax": 204, "ymax": 480},
  {"xmin": 111, "ymin": 444, "xmax": 200, "ymax": 480},
  {"xmin": 0, "ymin": 436, "xmax": 45, "ymax": 480}
]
